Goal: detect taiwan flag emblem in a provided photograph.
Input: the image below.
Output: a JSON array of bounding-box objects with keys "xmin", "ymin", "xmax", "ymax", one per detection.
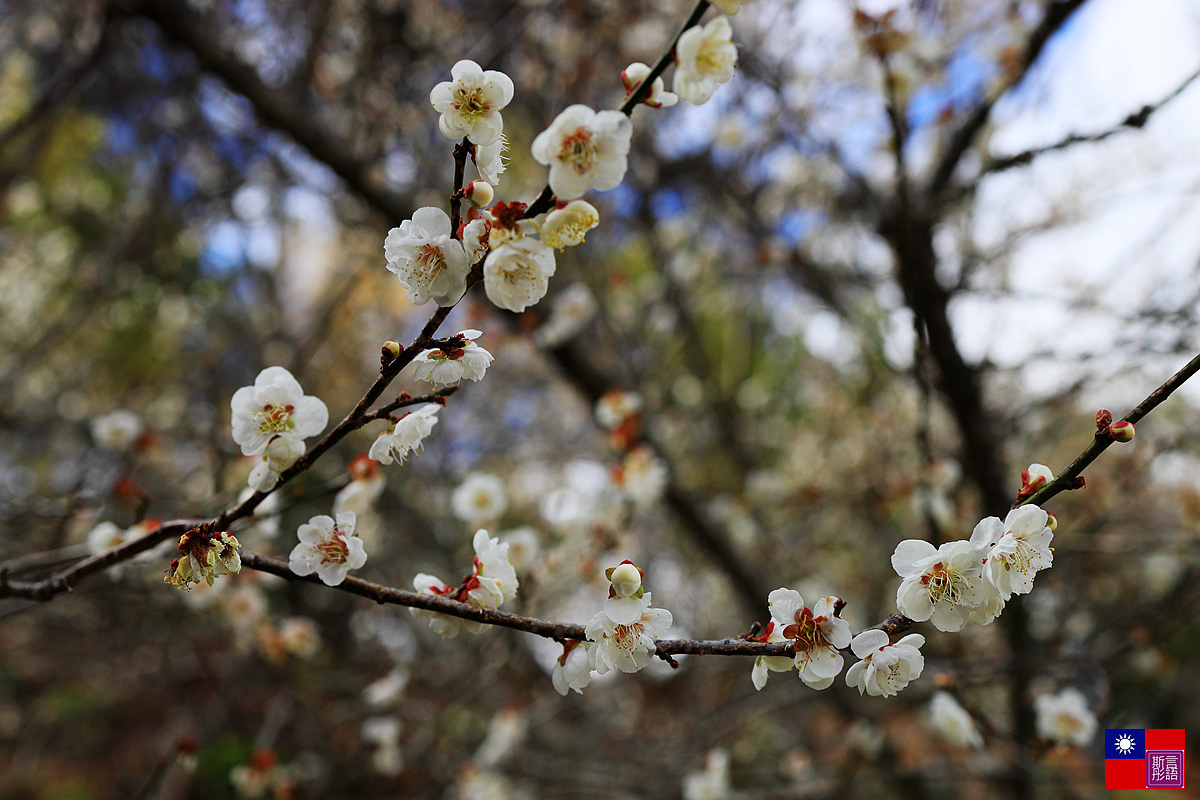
[{"xmin": 1105, "ymin": 729, "xmax": 1186, "ymax": 789}]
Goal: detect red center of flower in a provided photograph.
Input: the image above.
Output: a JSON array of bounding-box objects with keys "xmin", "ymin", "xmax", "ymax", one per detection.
[
  {"xmin": 782, "ymin": 607, "xmax": 823, "ymax": 654},
  {"xmin": 317, "ymin": 528, "xmax": 349, "ymax": 564}
]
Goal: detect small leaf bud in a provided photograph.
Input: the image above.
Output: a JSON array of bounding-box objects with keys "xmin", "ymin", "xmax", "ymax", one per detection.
[
  {"xmin": 464, "ymin": 180, "xmax": 494, "ymax": 209},
  {"xmin": 1109, "ymin": 420, "xmax": 1135, "ymax": 442}
]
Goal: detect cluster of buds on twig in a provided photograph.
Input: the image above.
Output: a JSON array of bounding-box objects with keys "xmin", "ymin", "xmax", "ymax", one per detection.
[{"xmin": 1096, "ymin": 408, "xmax": 1135, "ymax": 442}]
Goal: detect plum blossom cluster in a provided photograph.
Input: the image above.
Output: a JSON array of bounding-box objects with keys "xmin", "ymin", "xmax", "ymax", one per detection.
[
  {"xmin": 165, "ymin": 529, "xmax": 241, "ymax": 589},
  {"xmin": 412, "ymin": 329, "xmax": 493, "ymax": 387},
  {"xmin": 368, "ymin": 405, "xmax": 440, "ymax": 466},
  {"xmin": 550, "ymin": 561, "xmax": 672, "ymax": 695},
  {"xmin": 411, "ymin": 529, "xmax": 519, "ymax": 637},
  {"xmin": 230, "ymin": 366, "xmax": 329, "ymax": 492}
]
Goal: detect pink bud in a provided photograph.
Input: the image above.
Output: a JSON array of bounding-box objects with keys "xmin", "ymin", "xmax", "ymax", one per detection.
[{"xmin": 1109, "ymin": 420, "xmax": 1135, "ymax": 442}]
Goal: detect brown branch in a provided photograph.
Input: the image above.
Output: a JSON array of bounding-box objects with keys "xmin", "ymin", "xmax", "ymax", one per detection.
[
  {"xmin": 1022, "ymin": 350, "xmax": 1200, "ymax": 509},
  {"xmin": 926, "ymin": 0, "xmax": 1089, "ymax": 203},
  {"xmin": 984, "ymin": 64, "xmax": 1200, "ymax": 176}
]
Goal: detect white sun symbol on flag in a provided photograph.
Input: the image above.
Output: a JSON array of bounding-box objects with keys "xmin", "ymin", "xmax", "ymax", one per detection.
[{"xmin": 1115, "ymin": 734, "xmax": 1137, "ymax": 755}]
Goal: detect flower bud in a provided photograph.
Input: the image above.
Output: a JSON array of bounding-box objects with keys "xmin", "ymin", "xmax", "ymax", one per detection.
[
  {"xmin": 464, "ymin": 180, "xmax": 494, "ymax": 209},
  {"xmin": 1045, "ymin": 512, "xmax": 1058, "ymax": 531},
  {"xmin": 1109, "ymin": 420, "xmax": 1135, "ymax": 442},
  {"xmin": 606, "ymin": 560, "xmax": 643, "ymax": 598},
  {"xmin": 1096, "ymin": 409, "xmax": 1113, "ymax": 431},
  {"xmin": 1021, "ymin": 463, "xmax": 1053, "ymax": 492},
  {"xmin": 381, "ymin": 340, "xmax": 401, "ymax": 366}
]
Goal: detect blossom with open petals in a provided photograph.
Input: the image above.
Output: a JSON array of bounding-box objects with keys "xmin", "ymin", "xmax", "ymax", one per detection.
[
  {"xmin": 289, "ymin": 511, "xmax": 366, "ymax": 586},
  {"xmin": 483, "ymin": 237, "xmax": 556, "ymax": 312},
  {"xmin": 540, "ymin": 200, "xmax": 599, "ymax": 250},
  {"xmin": 1034, "ymin": 688, "xmax": 1097, "ymax": 746},
  {"xmin": 474, "ymin": 135, "xmax": 508, "ymax": 186},
  {"xmin": 384, "ymin": 207, "xmax": 470, "ymax": 306},
  {"xmin": 983, "ymin": 505, "xmax": 1054, "ymax": 599},
  {"xmin": 230, "ymin": 367, "xmax": 328, "ymax": 457},
  {"xmin": 91, "ymin": 410, "xmax": 144, "ymax": 451},
  {"xmin": 368, "ymin": 405, "xmax": 440, "ymax": 465},
  {"xmin": 452, "ymin": 472, "xmax": 508, "ymax": 525},
  {"xmin": 531, "ymin": 105, "xmax": 632, "ymax": 200},
  {"xmin": 892, "ymin": 521, "xmax": 992, "ymax": 632},
  {"xmin": 673, "ymin": 17, "xmax": 738, "ymax": 105},
  {"xmin": 845, "ymin": 629, "xmax": 925, "ymax": 696},
  {"xmin": 464, "ymin": 528, "xmax": 519, "ymax": 610},
  {"xmin": 247, "ymin": 433, "xmax": 306, "ymax": 492},
  {"xmin": 413, "ymin": 329, "xmax": 493, "ymax": 386},
  {"xmin": 429, "ymin": 60, "xmax": 514, "ymax": 146},
  {"xmin": 767, "ymin": 588, "xmax": 851, "ymax": 689},
  {"xmin": 586, "ymin": 590, "xmax": 672, "ymax": 675},
  {"xmin": 411, "ymin": 573, "xmax": 461, "ymax": 638}
]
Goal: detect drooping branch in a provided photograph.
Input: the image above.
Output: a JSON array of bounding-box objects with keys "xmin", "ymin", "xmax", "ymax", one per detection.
[{"xmin": 982, "ymin": 64, "xmax": 1200, "ymax": 175}]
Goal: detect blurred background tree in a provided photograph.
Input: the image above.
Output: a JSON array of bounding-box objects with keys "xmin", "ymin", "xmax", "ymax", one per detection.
[{"xmin": 1, "ymin": 0, "xmax": 1198, "ymax": 797}]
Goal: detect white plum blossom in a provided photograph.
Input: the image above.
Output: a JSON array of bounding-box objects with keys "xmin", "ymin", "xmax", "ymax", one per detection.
[
  {"xmin": 499, "ymin": 526, "xmax": 540, "ymax": 571},
  {"xmin": 1034, "ymin": 688, "xmax": 1097, "ymax": 746},
  {"xmin": 750, "ymin": 617, "xmax": 796, "ymax": 691},
  {"xmin": 983, "ymin": 505, "xmax": 1054, "ymax": 599},
  {"xmin": 483, "ymin": 237, "xmax": 556, "ymax": 312},
  {"xmin": 464, "ymin": 528, "xmax": 519, "ymax": 610},
  {"xmin": 1022, "ymin": 463, "xmax": 1054, "ymax": 493},
  {"xmin": 602, "ymin": 560, "xmax": 648, "ymax": 625},
  {"xmin": 411, "ymin": 573, "xmax": 462, "ymax": 638},
  {"xmin": 474, "ymin": 135, "xmax": 508, "ymax": 185},
  {"xmin": 673, "ymin": 17, "xmax": 738, "ymax": 105},
  {"xmin": 767, "ymin": 589, "xmax": 851, "ymax": 689},
  {"xmin": 533, "ymin": 282, "xmax": 598, "ymax": 348},
  {"xmin": 551, "ymin": 640, "xmax": 593, "ymax": 695},
  {"xmin": 892, "ymin": 522, "xmax": 993, "ymax": 632},
  {"xmin": 368, "ymin": 405, "xmax": 440, "ymax": 465},
  {"xmin": 452, "ymin": 472, "xmax": 508, "ymax": 525},
  {"xmin": 929, "ymin": 692, "xmax": 984, "ymax": 748},
  {"xmin": 230, "ymin": 366, "xmax": 328, "ymax": 457},
  {"xmin": 461, "ymin": 216, "xmax": 491, "ymax": 264},
  {"xmin": 86, "ymin": 521, "xmax": 125, "ymax": 555},
  {"xmin": 845, "ymin": 629, "xmax": 925, "ymax": 697},
  {"xmin": 620, "ymin": 62, "xmax": 678, "ymax": 108},
  {"xmin": 540, "ymin": 200, "xmax": 599, "ymax": 250},
  {"xmin": 429, "ymin": 59, "xmax": 514, "ymax": 146},
  {"xmin": 247, "ymin": 432, "xmax": 306, "ymax": 492},
  {"xmin": 531, "ymin": 104, "xmax": 633, "ymax": 200},
  {"xmin": 586, "ymin": 589, "xmax": 672, "ymax": 675},
  {"xmin": 412, "ymin": 329, "xmax": 493, "ymax": 386},
  {"xmin": 384, "ymin": 207, "xmax": 470, "ymax": 307},
  {"xmin": 289, "ymin": 512, "xmax": 367, "ymax": 586},
  {"xmin": 90, "ymin": 409, "xmax": 144, "ymax": 451}
]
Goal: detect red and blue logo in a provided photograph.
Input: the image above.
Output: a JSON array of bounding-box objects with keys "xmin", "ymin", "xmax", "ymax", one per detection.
[{"xmin": 1104, "ymin": 729, "xmax": 1185, "ymax": 790}]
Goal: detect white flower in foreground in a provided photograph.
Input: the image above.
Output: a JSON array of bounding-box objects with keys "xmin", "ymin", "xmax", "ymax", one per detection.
[
  {"xmin": 551, "ymin": 640, "xmax": 593, "ymax": 695},
  {"xmin": 464, "ymin": 528, "xmax": 519, "ymax": 610},
  {"xmin": 1034, "ymin": 688, "xmax": 1097, "ymax": 746},
  {"xmin": 1022, "ymin": 463, "xmax": 1054, "ymax": 493},
  {"xmin": 673, "ymin": 17, "xmax": 738, "ymax": 105},
  {"xmin": 586, "ymin": 589, "xmax": 672, "ymax": 675},
  {"xmin": 413, "ymin": 329, "xmax": 494, "ymax": 386},
  {"xmin": 768, "ymin": 588, "xmax": 851, "ymax": 689},
  {"xmin": 411, "ymin": 573, "xmax": 462, "ymax": 638},
  {"xmin": 230, "ymin": 366, "xmax": 328, "ymax": 457},
  {"xmin": 90, "ymin": 409, "xmax": 144, "ymax": 451},
  {"xmin": 452, "ymin": 472, "xmax": 508, "ymax": 525},
  {"xmin": 710, "ymin": 0, "xmax": 754, "ymax": 14},
  {"xmin": 474, "ymin": 135, "xmax": 508, "ymax": 186},
  {"xmin": 540, "ymin": 200, "xmax": 600, "ymax": 250},
  {"xmin": 845, "ymin": 629, "xmax": 925, "ymax": 697},
  {"xmin": 483, "ymin": 237, "xmax": 556, "ymax": 312},
  {"xmin": 892, "ymin": 522, "xmax": 993, "ymax": 632},
  {"xmin": 533, "ymin": 282, "xmax": 598, "ymax": 348},
  {"xmin": 429, "ymin": 59, "xmax": 514, "ymax": 146},
  {"xmin": 984, "ymin": 504, "xmax": 1054, "ymax": 599},
  {"xmin": 384, "ymin": 207, "xmax": 470, "ymax": 307},
  {"xmin": 531, "ymin": 104, "xmax": 632, "ymax": 200},
  {"xmin": 368, "ymin": 405, "xmax": 440, "ymax": 465},
  {"xmin": 247, "ymin": 433, "xmax": 306, "ymax": 492},
  {"xmin": 621, "ymin": 62, "xmax": 678, "ymax": 108},
  {"xmin": 289, "ymin": 512, "xmax": 366, "ymax": 586},
  {"xmin": 929, "ymin": 691, "xmax": 984, "ymax": 748}
]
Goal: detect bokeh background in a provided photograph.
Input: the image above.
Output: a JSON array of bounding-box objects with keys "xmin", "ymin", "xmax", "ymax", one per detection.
[{"xmin": 1, "ymin": 0, "xmax": 1199, "ymax": 797}]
